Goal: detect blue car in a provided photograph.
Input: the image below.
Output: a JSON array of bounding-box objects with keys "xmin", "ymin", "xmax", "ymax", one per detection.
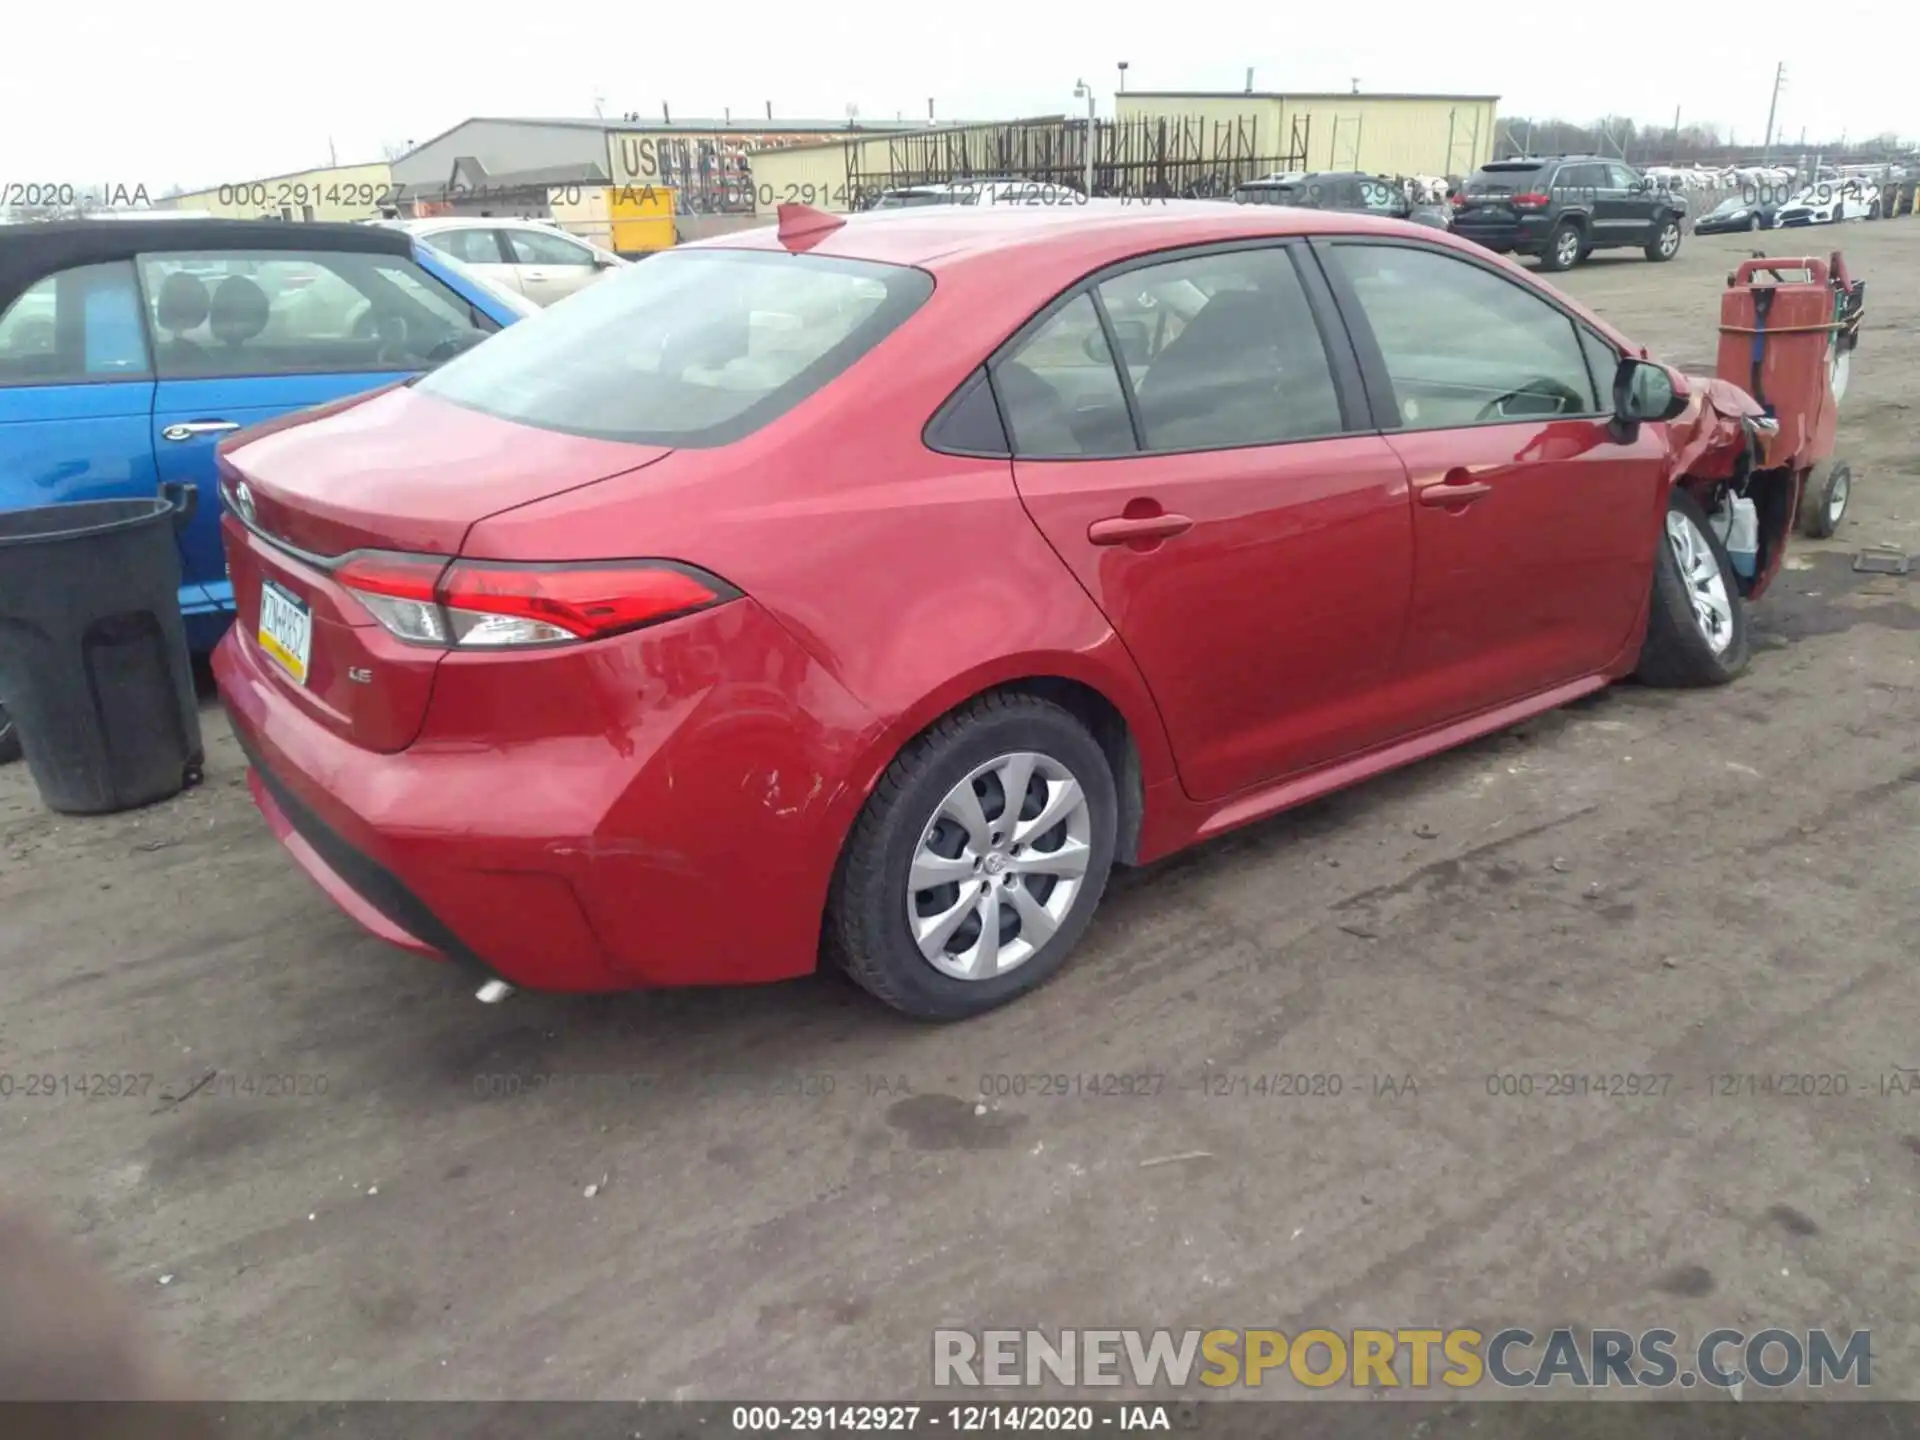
[{"xmin": 0, "ymin": 218, "xmax": 535, "ymax": 760}]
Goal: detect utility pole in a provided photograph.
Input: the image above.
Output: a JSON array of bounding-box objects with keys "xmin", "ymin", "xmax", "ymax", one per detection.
[{"xmin": 1762, "ymin": 61, "xmax": 1786, "ymax": 163}]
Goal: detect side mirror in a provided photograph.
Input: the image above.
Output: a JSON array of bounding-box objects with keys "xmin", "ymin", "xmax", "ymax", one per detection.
[{"xmin": 1613, "ymin": 358, "xmax": 1689, "ymax": 433}]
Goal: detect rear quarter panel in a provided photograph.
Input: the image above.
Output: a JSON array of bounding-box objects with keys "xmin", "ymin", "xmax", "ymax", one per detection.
[{"xmin": 456, "ymin": 266, "xmax": 1181, "ymax": 891}]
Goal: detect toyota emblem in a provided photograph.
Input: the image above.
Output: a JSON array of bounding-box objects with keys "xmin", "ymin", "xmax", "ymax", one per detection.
[{"xmin": 234, "ymin": 481, "xmax": 255, "ymax": 525}]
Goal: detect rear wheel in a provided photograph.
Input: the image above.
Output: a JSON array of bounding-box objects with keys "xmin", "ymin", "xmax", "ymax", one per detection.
[
  {"xmin": 0, "ymin": 705, "xmax": 18, "ymax": 765},
  {"xmin": 1539, "ymin": 221, "xmax": 1583, "ymax": 273},
  {"xmin": 1634, "ymin": 490, "xmax": 1750, "ymax": 687},
  {"xmin": 827, "ymin": 692, "xmax": 1117, "ymax": 1021},
  {"xmin": 1645, "ymin": 217, "xmax": 1682, "ymax": 261},
  {"xmin": 1799, "ymin": 462, "xmax": 1851, "ymax": 538}
]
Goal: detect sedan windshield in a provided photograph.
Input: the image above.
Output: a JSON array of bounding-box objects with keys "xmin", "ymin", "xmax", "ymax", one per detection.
[{"xmin": 415, "ymin": 248, "xmax": 933, "ymax": 447}]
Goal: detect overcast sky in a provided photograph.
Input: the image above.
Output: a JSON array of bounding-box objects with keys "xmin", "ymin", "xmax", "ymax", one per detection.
[{"xmin": 8, "ymin": 2, "xmax": 1907, "ymax": 192}]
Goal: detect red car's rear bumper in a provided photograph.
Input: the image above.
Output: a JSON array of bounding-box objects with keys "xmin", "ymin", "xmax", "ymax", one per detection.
[{"xmin": 214, "ymin": 597, "xmax": 877, "ymax": 993}]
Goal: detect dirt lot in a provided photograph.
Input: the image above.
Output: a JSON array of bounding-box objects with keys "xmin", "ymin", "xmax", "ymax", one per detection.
[{"xmin": 2, "ymin": 220, "xmax": 1918, "ymax": 1407}]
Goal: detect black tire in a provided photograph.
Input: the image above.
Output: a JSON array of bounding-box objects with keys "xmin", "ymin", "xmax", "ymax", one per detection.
[
  {"xmin": 1799, "ymin": 461, "xmax": 1851, "ymax": 538},
  {"xmin": 0, "ymin": 705, "xmax": 18, "ymax": 765},
  {"xmin": 1868, "ymin": 200, "xmax": 1883, "ymax": 221},
  {"xmin": 1539, "ymin": 221, "xmax": 1582, "ymax": 273},
  {"xmin": 827, "ymin": 692, "xmax": 1117, "ymax": 1021},
  {"xmin": 1645, "ymin": 217, "xmax": 1682, "ymax": 262},
  {"xmin": 1634, "ymin": 489, "xmax": 1751, "ymax": 688}
]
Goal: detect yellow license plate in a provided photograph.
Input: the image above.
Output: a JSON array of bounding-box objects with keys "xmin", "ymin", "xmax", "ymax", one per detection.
[{"xmin": 258, "ymin": 579, "xmax": 312, "ymax": 685}]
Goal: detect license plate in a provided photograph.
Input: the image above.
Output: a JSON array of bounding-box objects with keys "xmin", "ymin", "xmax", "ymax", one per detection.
[{"xmin": 258, "ymin": 579, "xmax": 313, "ymax": 686}]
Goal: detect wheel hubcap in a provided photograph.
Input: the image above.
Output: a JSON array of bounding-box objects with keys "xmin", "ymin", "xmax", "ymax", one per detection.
[
  {"xmin": 1660, "ymin": 225, "xmax": 1679, "ymax": 255},
  {"xmin": 1828, "ymin": 469, "xmax": 1850, "ymax": 524},
  {"xmin": 908, "ymin": 751, "xmax": 1093, "ymax": 981},
  {"xmin": 1557, "ymin": 233, "xmax": 1578, "ymax": 264},
  {"xmin": 1666, "ymin": 511, "xmax": 1734, "ymax": 655}
]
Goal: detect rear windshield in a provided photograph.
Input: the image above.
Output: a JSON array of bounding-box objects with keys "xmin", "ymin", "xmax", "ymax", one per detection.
[
  {"xmin": 1233, "ymin": 184, "xmax": 1303, "ymax": 206},
  {"xmin": 1464, "ymin": 163, "xmax": 1543, "ymax": 196},
  {"xmin": 414, "ymin": 249, "xmax": 933, "ymax": 447},
  {"xmin": 872, "ymin": 189, "xmax": 974, "ymax": 208}
]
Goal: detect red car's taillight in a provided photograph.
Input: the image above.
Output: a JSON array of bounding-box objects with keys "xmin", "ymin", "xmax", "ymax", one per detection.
[{"xmin": 335, "ymin": 553, "xmax": 739, "ymax": 649}]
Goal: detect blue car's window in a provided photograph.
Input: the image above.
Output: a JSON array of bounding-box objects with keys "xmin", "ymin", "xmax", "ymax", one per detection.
[
  {"xmin": 135, "ymin": 248, "xmax": 497, "ymax": 381},
  {"xmin": 0, "ymin": 261, "xmax": 153, "ymax": 387}
]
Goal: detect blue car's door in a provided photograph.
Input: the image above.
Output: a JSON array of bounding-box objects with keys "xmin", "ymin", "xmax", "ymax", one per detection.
[
  {"xmin": 135, "ymin": 244, "xmax": 509, "ymax": 647},
  {"xmin": 0, "ymin": 259, "xmax": 157, "ymax": 516}
]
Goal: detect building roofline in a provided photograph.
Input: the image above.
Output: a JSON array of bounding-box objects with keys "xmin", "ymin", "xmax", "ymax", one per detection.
[
  {"xmin": 164, "ymin": 158, "xmax": 390, "ymax": 199},
  {"xmin": 1120, "ymin": 90, "xmax": 1501, "ymax": 103}
]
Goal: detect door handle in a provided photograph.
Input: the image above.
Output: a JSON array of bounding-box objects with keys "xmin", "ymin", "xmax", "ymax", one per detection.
[
  {"xmin": 1088, "ymin": 512, "xmax": 1194, "ymax": 546},
  {"xmin": 1418, "ymin": 471, "xmax": 1493, "ymax": 507},
  {"xmin": 161, "ymin": 421, "xmax": 240, "ymax": 442}
]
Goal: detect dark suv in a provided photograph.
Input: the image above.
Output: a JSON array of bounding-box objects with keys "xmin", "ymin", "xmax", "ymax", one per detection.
[{"xmin": 1450, "ymin": 156, "xmax": 1686, "ymax": 272}]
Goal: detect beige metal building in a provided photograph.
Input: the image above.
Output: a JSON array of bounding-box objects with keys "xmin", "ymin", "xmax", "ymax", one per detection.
[
  {"xmin": 162, "ymin": 162, "xmax": 396, "ymax": 222},
  {"xmin": 1117, "ymin": 91, "xmax": 1498, "ymax": 180}
]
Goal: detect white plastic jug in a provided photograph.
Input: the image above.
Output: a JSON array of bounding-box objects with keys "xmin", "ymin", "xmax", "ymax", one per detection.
[{"xmin": 1718, "ymin": 496, "xmax": 1759, "ymax": 580}]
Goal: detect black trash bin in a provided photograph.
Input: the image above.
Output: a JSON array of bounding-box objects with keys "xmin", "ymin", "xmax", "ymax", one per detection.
[{"xmin": 0, "ymin": 486, "xmax": 205, "ymax": 814}]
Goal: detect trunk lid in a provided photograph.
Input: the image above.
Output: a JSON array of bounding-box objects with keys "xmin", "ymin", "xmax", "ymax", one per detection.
[
  {"xmin": 218, "ymin": 383, "xmax": 670, "ymax": 558},
  {"xmin": 218, "ymin": 384, "xmax": 672, "ymax": 753}
]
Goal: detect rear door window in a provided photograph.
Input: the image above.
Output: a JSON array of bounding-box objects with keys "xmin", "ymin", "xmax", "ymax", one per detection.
[
  {"xmin": 428, "ymin": 228, "xmax": 510, "ymax": 265},
  {"xmin": 137, "ymin": 248, "xmax": 497, "ymax": 379},
  {"xmin": 1094, "ymin": 246, "xmax": 1345, "ymax": 451},
  {"xmin": 0, "ymin": 261, "xmax": 151, "ymax": 385},
  {"xmin": 415, "ymin": 248, "xmax": 933, "ymax": 447}
]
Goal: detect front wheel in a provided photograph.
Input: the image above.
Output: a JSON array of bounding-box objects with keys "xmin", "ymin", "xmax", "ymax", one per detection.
[
  {"xmin": 1633, "ymin": 490, "xmax": 1751, "ymax": 687},
  {"xmin": 1645, "ymin": 218, "xmax": 1682, "ymax": 262},
  {"xmin": 0, "ymin": 704, "xmax": 18, "ymax": 765},
  {"xmin": 827, "ymin": 692, "xmax": 1118, "ymax": 1021}
]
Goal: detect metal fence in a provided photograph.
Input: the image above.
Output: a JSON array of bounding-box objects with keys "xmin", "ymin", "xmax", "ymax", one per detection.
[{"xmin": 845, "ymin": 114, "xmax": 1312, "ymax": 204}]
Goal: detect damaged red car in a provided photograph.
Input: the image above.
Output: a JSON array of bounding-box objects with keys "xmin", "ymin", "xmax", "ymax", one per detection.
[{"xmin": 213, "ymin": 200, "xmax": 1828, "ymax": 1020}]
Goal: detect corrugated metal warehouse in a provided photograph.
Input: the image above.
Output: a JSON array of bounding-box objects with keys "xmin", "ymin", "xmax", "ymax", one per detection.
[
  {"xmin": 747, "ymin": 90, "xmax": 1499, "ymax": 214},
  {"xmin": 1116, "ymin": 90, "xmax": 1499, "ymax": 179}
]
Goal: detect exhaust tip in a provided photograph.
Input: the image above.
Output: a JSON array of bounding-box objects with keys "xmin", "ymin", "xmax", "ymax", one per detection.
[{"xmin": 475, "ymin": 979, "xmax": 515, "ymax": 1004}]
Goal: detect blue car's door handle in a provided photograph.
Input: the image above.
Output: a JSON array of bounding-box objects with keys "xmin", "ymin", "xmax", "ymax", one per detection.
[{"xmin": 161, "ymin": 420, "xmax": 241, "ymax": 442}]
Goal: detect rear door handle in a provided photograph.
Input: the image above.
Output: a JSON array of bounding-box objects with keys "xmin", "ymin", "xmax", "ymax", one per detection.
[
  {"xmin": 1088, "ymin": 512, "xmax": 1194, "ymax": 546},
  {"xmin": 161, "ymin": 420, "xmax": 240, "ymax": 442},
  {"xmin": 1417, "ymin": 471, "xmax": 1493, "ymax": 507}
]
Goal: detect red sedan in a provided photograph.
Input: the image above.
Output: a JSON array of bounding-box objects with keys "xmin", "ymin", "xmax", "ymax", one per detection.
[{"xmin": 213, "ymin": 200, "xmax": 1776, "ymax": 1020}]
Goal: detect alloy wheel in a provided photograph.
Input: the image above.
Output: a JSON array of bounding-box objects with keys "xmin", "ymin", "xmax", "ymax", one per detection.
[
  {"xmin": 1658, "ymin": 223, "xmax": 1680, "ymax": 257},
  {"xmin": 1827, "ymin": 467, "xmax": 1851, "ymax": 527},
  {"xmin": 1555, "ymin": 229, "xmax": 1580, "ymax": 267},
  {"xmin": 908, "ymin": 750, "xmax": 1093, "ymax": 981},
  {"xmin": 1665, "ymin": 511, "xmax": 1734, "ymax": 654}
]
